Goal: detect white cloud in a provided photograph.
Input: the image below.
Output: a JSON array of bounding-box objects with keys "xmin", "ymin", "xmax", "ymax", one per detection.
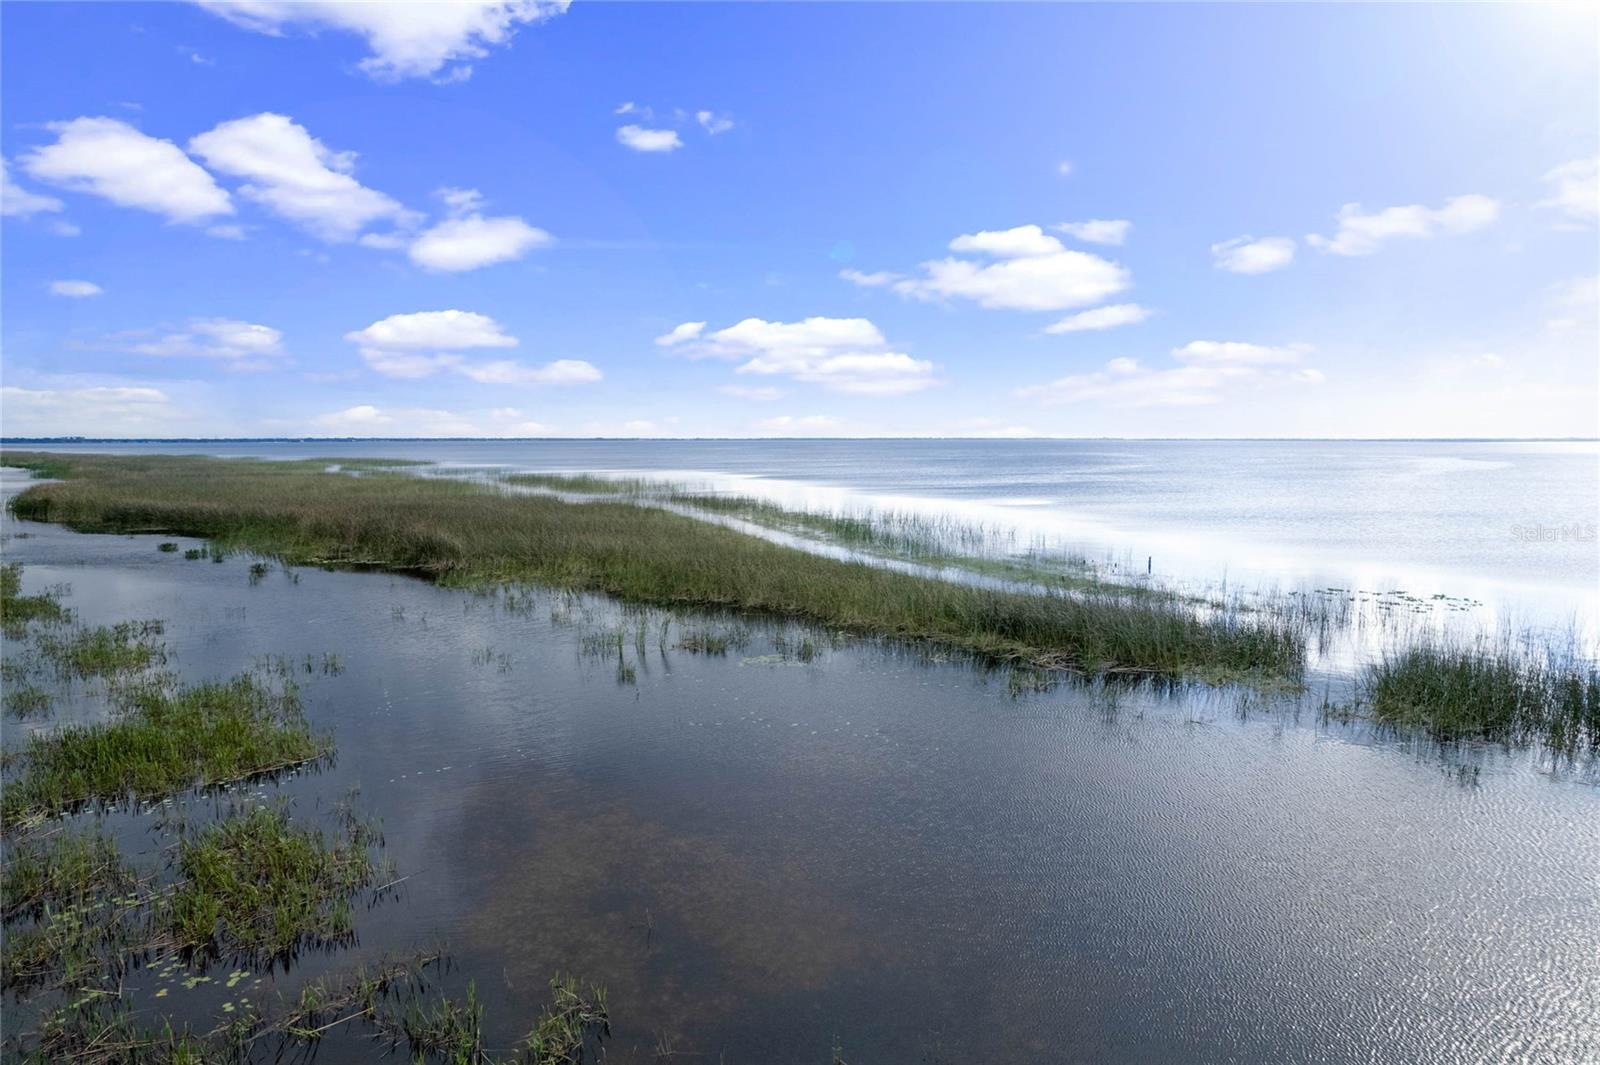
[
  {"xmin": 1307, "ymin": 195, "xmax": 1499, "ymax": 256},
  {"xmin": 1053, "ymin": 219, "xmax": 1130, "ymax": 246},
  {"xmin": 1044, "ymin": 303, "xmax": 1151, "ymax": 334},
  {"xmin": 49, "ymin": 279, "xmax": 103, "ymax": 298},
  {"xmin": 718, "ymin": 384, "xmax": 784, "ymax": 401},
  {"xmin": 1211, "ymin": 235, "xmax": 1295, "ymax": 274},
  {"xmin": 1173, "ymin": 340, "xmax": 1310, "ymax": 366},
  {"xmin": 654, "ymin": 321, "xmax": 706, "ymax": 346},
  {"xmin": 616, "ymin": 125, "xmax": 683, "ymax": 153},
  {"xmin": 1018, "ymin": 341, "xmax": 1317, "ymax": 407},
  {"xmin": 2, "ymin": 158, "xmax": 64, "ymax": 217},
  {"xmin": 1056, "ymin": 161, "xmax": 1073, "ymax": 177},
  {"xmin": 666, "ymin": 315, "xmax": 936, "ymax": 395},
  {"xmin": 948, "ymin": 224, "xmax": 1064, "ymax": 259},
  {"xmin": 1538, "ymin": 157, "xmax": 1598, "ymax": 223},
  {"xmin": 757, "ymin": 414, "xmax": 842, "ymax": 433},
  {"xmin": 888, "ymin": 225, "xmax": 1130, "ymax": 311},
  {"xmin": 346, "ymin": 309, "xmax": 597, "ymax": 386},
  {"xmin": 696, "ymin": 110, "xmax": 734, "ymax": 135},
  {"xmin": 189, "ymin": 113, "xmax": 411, "ymax": 241},
  {"xmin": 1, "ymin": 385, "xmax": 172, "ymax": 434},
  {"xmin": 408, "ymin": 194, "xmax": 551, "ymax": 271},
  {"xmin": 21, "ymin": 117, "xmax": 232, "ymax": 224},
  {"xmin": 839, "ymin": 268, "xmax": 902, "ymax": 288},
  {"xmin": 207, "ymin": 224, "xmax": 247, "ymax": 240},
  {"xmin": 129, "ymin": 318, "xmax": 287, "ymax": 365},
  {"xmin": 193, "ymin": 0, "xmax": 567, "ymax": 82},
  {"xmin": 615, "ymin": 101, "xmax": 645, "ymax": 116}
]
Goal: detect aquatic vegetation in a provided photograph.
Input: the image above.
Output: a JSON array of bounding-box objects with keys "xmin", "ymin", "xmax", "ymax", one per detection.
[
  {"xmin": 1, "ymin": 452, "xmax": 1307, "ymax": 682},
  {"xmin": 1, "ymin": 673, "xmax": 329, "ymax": 826},
  {"xmin": 1364, "ymin": 641, "xmax": 1599, "ymax": 752},
  {"xmin": 1, "ymin": 829, "xmax": 137, "ymax": 923},
  {"xmin": 0, "ymin": 564, "xmax": 71, "ymax": 634},
  {"xmin": 3, "ymin": 684, "xmax": 52, "ymax": 718},
  {"xmin": 171, "ymin": 802, "xmax": 379, "ymax": 964},
  {"xmin": 676, "ymin": 626, "xmax": 750, "ymax": 655},
  {"xmin": 184, "ymin": 547, "xmax": 205, "ymax": 560},
  {"xmin": 38, "ymin": 619, "xmax": 166, "ymax": 678},
  {"xmin": 158, "ymin": 541, "xmax": 179, "ymax": 553}
]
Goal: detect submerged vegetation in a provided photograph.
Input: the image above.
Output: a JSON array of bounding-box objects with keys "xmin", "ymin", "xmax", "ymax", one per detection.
[{"xmin": 2, "ymin": 451, "xmax": 1305, "ymax": 684}]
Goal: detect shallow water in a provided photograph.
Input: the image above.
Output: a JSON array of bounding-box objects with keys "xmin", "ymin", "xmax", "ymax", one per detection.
[
  {"xmin": 2, "ymin": 471, "xmax": 1598, "ymax": 1064},
  {"xmin": 15, "ymin": 438, "xmax": 1599, "ymax": 627}
]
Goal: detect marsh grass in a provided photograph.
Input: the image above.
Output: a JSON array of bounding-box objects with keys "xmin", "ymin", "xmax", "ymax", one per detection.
[
  {"xmin": 1, "ymin": 829, "xmax": 138, "ymax": 922},
  {"xmin": 1365, "ymin": 641, "xmax": 1600, "ymax": 752},
  {"xmin": 1, "ymin": 673, "xmax": 329, "ymax": 826},
  {"xmin": 2, "ymin": 452, "xmax": 1305, "ymax": 683},
  {"xmin": 38, "ymin": 620, "xmax": 166, "ymax": 679},
  {"xmin": 1, "ymin": 564, "xmax": 71, "ymax": 634},
  {"xmin": 4, "ymin": 684, "xmax": 52, "ymax": 719}
]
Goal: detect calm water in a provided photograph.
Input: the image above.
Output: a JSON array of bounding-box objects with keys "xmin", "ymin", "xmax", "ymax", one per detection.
[
  {"xmin": 14, "ymin": 438, "xmax": 1599, "ymax": 625},
  {"xmin": 2, "ymin": 468, "xmax": 1597, "ymax": 1064}
]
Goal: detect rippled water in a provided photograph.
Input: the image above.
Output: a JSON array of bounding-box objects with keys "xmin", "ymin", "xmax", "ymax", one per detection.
[{"xmin": 3, "ymin": 469, "xmax": 1596, "ymax": 1064}]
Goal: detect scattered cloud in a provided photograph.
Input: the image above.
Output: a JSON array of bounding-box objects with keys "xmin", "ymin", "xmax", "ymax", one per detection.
[
  {"xmin": 2, "ymin": 158, "xmax": 64, "ymax": 217},
  {"xmin": 663, "ymin": 315, "xmax": 936, "ymax": 395},
  {"xmin": 616, "ymin": 125, "xmax": 683, "ymax": 153},
  {"xmin": 615, "ymin": 101, "xmax": 647, "ymax": 117},
  {"xmin": 49, "ymin": 279, "xmax": 103, "ymax": 298},
  {"xmin": 1537, "ymin": 156, "xmax": 1598, "ymax": 223},
  {"xmin": 406, "ymin": 187, "xmax": 550, "ymax": 271},
  {"xmin": 1306, "ymin": 194, "xmax": 1499, "ymax": 256},
  {"xmin": 1018, "ymin": 341, "xmax": 1318, "ymax": 407},
  {"xmin": 1056, "ymin": 161, "xmax": 1073, "ymax": 177},
  {"xmin": 1211, "ymin": 235, "xmax": 1295, "ymax": 274},
  {"xmin": 345, "ymin": 309, "xmax": 598, "ymax": 385},
  {"xmin": 189, "ymin": 113, "xmax": 412, "ymax": 241},
  {"xmin": 756, "ymin": 414, "xmax": 842, "ymax": 433},
  {"xmin": 696, "ymin": 110, "xmax": 734, "ymax": 135},
  {"xmin": 884, "ymin": 225, "xmax": 1130, "ymax": 311},
  {"xmin": 206, "ymin": 223, "xmax": 247, "ymax": 240},
  {"xmin": 718, "ymin": 384, "xmax": 784, "ymax": 401},
  {"xmin": 1053, "ymin": 219, "xmax": 1130, "ymax": 246},
  {"xmin": 838, "ymin": 269, "xmax": 902, "ymax": 288},
  {"xmin": 21, "ymin": 117, "xmax": 232, "ymax": 224},
  {"xmin": 1, "ymin": 385, "xmax": 172, "ymax": 434},
  {"xmin": 128, "ymin": 318, "xmax": 287, "ymax": 366},
  {"xmin": 193, "ymin": 0, "xmax": 567, "ymax": 82},
  {"xmin": 1044, "ymin": 303, "xmax": 1151, "ymax": 334},
  {"xmin": 654, "ymin": 321, "xmax": 706, "ymax": 346}
]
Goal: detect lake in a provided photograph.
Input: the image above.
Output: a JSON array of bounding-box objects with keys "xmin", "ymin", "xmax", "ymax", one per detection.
[{"xmin": 2, "ymin": 460, "xmax": 1596, "ymax": 1064}]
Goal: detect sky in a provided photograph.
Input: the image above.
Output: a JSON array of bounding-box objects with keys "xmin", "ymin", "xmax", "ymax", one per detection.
[{"xmin": 1, "ymin": 1, "xmax": 1597, "ymax": 439}]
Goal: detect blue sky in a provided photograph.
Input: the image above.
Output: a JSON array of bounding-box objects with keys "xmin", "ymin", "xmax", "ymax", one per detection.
[{"xmin": 2, "ymin": 1, "xmax": 1596, "ymax": 438}]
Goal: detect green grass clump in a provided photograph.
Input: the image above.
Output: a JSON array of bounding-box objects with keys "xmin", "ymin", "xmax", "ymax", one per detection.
[
  {"xmin": 1365, "ymin": 643, "xmax": 1599, "ymax": 751},
  {"xmin": 39, "ymin": 620, "xmax": 166, "ymax": 678},
  {"xmin": 1, "ymin": 829, "xmax": 137, "ymax": 922},
  {"xmin": 158, "ymin": 541, "xmax": 179, "ymax": 553},
  {"xmin": 1, "ymin": 674, "xmax": 329, "ymax": 825},
  {"xmin": 0, "ymin": 564, "xmax": 70, "ymax": 633},
  {"xmin": 504, "ymin": 471, "xmax": 653, "ymax": 495},
  {"xmin": 171, "ymin": 803, "xmax": 377, "ymax": 963},
  {"xmin": 1, "ymin": 452, "xmax": 1304, "ymax": 682},
  {"xmin": 4, "ymin": 684, "xmax": 52, "ymax": 718}
]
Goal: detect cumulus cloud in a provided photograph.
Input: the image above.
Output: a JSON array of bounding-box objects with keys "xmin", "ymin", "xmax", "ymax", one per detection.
[
  {"xmin": 49, "ymin": 280, "xmax": 103, "ymax": 298},
  {"xmin": 189, "ymin": 113, "xmax": 412, "ymax": 241},
  {"xmin": 1538, "ymin": 157, "xmax": 1598, "ymax": 223},
  {"xmin": 346, "ymin": 309, "xmax": 598, "ymax": 385},
  {"xmin": 2, "ymin": 158, "xmax": 64, "ymax": 217},
  {"xmin": 654, "ymin": 321, "xmax": 706, "ymax": 346},
  {"xmin": 872, "ymin": 224, "xmax": 1130, "ymax": 311},
  {"xmin": 616, "ymin": 125, "xmax": 683, "ymax": 153},
  {"xmin": 1, "ymin": 385, "xmax": 172, "ymax": 435},
  {"xmin": 128, "ymin": 318, "xmax": 287, "ymax": 367},
  {"xmin": 838, "ymin": 269, "xmax": 902, "ymax": 288},
  {"xmin": 662, "ymin": 315, "xmax": 936, "ymax": 395},
  {"xmin": 1211, "ymin": 235, "xmax": 1295, "ymax": 274},
  {"xmin": 1306, "ymin": 195, "xmax": 1499, "ymax": 256},
  {"xmin": 407, "ymin": 187, "xmax": 551, "ymax": 271},
  {"xmin": 1044, "ymin": 303, "xmax": 1151, "ymax": 334},
  {"xmin": 1017, "ymin": 340, "xmax": 1318, "ymax": 407},
  {"xmin": 1053, "ymin": 219, "xmax": 1131, "ymax": 246},
  {"xmin": 193, "ymin": 0, "xmax": 567, "ymax": 82},
  {"xmin": 21, "ymin": 117, "xmax": 232, "ymax": 224}
]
